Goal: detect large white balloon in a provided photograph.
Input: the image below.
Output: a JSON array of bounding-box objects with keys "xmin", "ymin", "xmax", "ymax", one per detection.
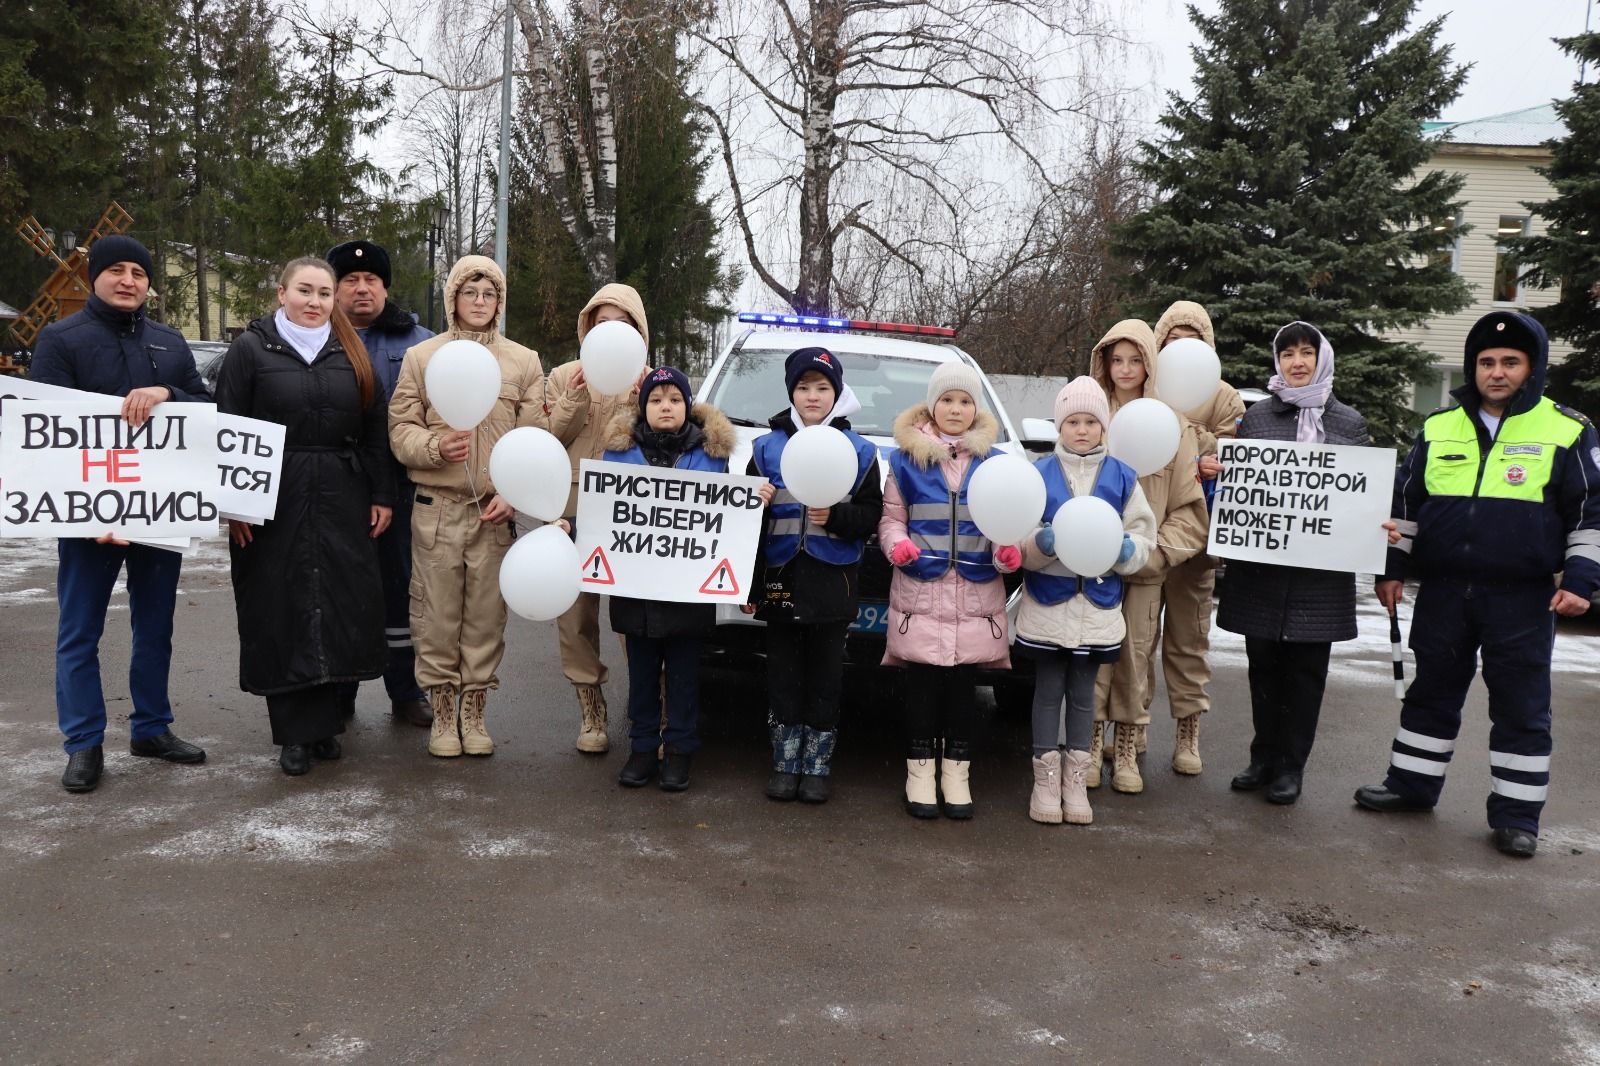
[
  {"xmin": 424, "ymin": 339, "xmax": 501, "ymax": 430},
  {"xmin": 1108, "ymin": 397, "xmax": 1181, "ymax": 476},
  {"xmin": 489, "ymin": 427, "xmax": 570, "ymax": 523},
  {"xmin": 780, "ymin": 424, "xmax": 859, "ymax": 507},
  {"xmin": 966, "ymin": 454, "xmax": 1047, "ymax": 546},
  {"xmin": 1051, "ymin": 495, "xmax": 1124, "ymax": 577},
  {"xmin": 1155, "ymin": 337, "xmax": 1223, "ymax": 414},
  {"xmin": 579, "ymin": 319, "xmax": 648, "ymax": 396},
  {"xmin": 498, "ymin": 525, "xmax": 581, "ymax": 621}
]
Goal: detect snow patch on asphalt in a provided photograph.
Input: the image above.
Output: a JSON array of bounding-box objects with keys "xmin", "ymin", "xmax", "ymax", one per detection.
[
  {"xmin": 147, "ymin": 785, "xmax": 397, "ymax": 862},
  {"xmin": 463, "ymin": 829, "xmax": 556, "ymax": 859},
  {"xmin": 1020, "ymin": 1026, "xmax": 1071, "ymax": 1049},
  {"xmin": 622, "ymin": 830, "xmax": 677, "ymax": 859},
  {"xmin": 292, "ymin": 1035, "xmax": 370, "ymax": 1061},
  {"xmin": 1540, "ymin": 824, "xmax": 1600, "ymax": 852},
  {"xmin": 1517, "ymin": 961, "xmax": 1600, "ymax": 1066}
]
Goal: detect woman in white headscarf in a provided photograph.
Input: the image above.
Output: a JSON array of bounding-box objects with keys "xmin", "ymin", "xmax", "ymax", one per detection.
[{"xmin": 1214, "ymin": 322, "xmax": 1386, "ymax": 806}]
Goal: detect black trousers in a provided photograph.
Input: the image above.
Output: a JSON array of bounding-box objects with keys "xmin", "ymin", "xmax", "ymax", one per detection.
[
  {"xmin": 266, "ymin": 683, "xmax": 345, "ymax": 747},
  {"xmin": 765, "ymin": 621, "xmax": 848, "ymax": 731},
  {"xmin": 903, "ymin": 664, "xmax": 976, "ymax": 750},
  {"xmin": 1244, "ymin": 638, "xmax": 1332, "ymax": 774}
]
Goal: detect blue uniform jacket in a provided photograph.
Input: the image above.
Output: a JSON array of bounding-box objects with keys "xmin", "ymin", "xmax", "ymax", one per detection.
[
  {"xmin": 358, "ymin": 300, "xmax": 434, "ymax": 401},
  {"xmin": 29, "ymin": 295, "xmax": 209, "ymax": 402}
]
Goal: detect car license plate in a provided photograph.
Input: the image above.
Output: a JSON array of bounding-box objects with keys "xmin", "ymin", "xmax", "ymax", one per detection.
[{"xmin": 851, "ymin": 601, "xmax": 890, "ymax": 634}]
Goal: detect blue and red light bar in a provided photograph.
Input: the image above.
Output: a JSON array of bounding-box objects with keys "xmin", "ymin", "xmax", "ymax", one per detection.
[{"xmin": 737, "ymin": 311, "xmax": 956, "ymax": 339}]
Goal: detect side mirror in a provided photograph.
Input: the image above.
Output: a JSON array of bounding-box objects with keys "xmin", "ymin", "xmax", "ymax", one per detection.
[{"xmin": 1020, "ymin": 417, "xmax": 1056, "ymax": 453}]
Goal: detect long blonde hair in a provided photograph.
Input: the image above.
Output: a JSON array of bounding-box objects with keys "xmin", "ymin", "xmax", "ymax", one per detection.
[{"xmin": 278, "ymin": 256, "xmax": 376, "ymax": 407}]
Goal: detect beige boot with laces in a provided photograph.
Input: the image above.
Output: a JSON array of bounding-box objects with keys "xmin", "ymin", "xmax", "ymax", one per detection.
[
  {"xmin": 1086, "ymin": 725, "xmax": 1104, "ymax": 789},
  {"xmin": 427, "ymin": 686, "xmax": 462, "ymax": 758},
  {"xmin": 1061, "ymin": 749, "xmax": 1094, "ymax": 825},
  {"xmin": 1030, "ymin": 751, "xmax": 1063, "ymax": 824},
  {"xmin": 1111, "ymin": 722, "xmax": 1144, "ymax": 794},
  {"xmin": 575, "ymin": 684, "xmax": 609, "ymax": 753},
  {"xmin": 1172, "ymin": 713, "xmax": 1202, "ymax": 775},
  {"xmin": 459, "ymin": 689, "xmax": 494, "ymax": 756}
]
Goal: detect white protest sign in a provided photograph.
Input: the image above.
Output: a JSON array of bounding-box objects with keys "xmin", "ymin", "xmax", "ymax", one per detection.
[
  {"xmin": 214, "ymin": 414, "xmax": 286, "ymax": 523},
  {"xmin": 1209, "ymin": 438, "xmax": 1396, "ymax": 574},
  {"xmin": 0, "ymin": 400, "xmax": 220, "ymax": 539},
  {"xmin": 576, "ymin": 458, "xmax": 765, "ymax": 604}
]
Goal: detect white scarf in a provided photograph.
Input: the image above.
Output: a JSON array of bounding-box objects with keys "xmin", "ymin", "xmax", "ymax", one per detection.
[
  {"xmin": 788, "ymin": 384, "xmax": 864, "ymax": 431},
  {"xmin": 275, "ymin": 308, "xmax": 331, "ymax": 365}
]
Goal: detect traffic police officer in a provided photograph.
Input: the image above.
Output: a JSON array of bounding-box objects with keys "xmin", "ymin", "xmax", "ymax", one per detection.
[{"xmin": 1354, "ymin": 310, "xmax": 1600, "ymax": 857}]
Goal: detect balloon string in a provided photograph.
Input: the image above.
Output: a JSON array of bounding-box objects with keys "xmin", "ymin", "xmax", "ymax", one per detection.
[{"xmin": 462, "ymin": 438, "xmax": 486, "ymax": 522}]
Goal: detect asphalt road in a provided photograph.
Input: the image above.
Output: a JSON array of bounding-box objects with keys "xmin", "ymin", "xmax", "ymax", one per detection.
[{"xmin": 2, "ymin": 537, "xmax": 1598, "ymax": 1065}]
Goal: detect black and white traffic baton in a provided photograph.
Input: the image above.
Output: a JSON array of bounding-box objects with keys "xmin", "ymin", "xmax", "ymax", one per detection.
[{"xmin": 1387, "ymin": 604, "xmax": 1405, "ymax": 701}]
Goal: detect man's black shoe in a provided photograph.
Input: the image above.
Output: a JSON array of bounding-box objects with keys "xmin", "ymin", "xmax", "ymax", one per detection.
[
  {"xmin": 391, "ymin": 697, "xmax": 433, "ymax": 727},
  {"xmin": 1353, "ymin": 784, "xmax": 1432, "ymax": 813},
  {"xmin": 797, "ymin": 774, "xmax": 831, "ymax": 804},
  {"xmin": 340, "ymin": 691, "xmax": 358, "ymax": 718},
  {"xmin": 1231, "ymin": 762, "xmax": 1271, "ymax": 791},
  {"xmin": 618, "ymin": 751, "xmax": 658, "ymax": 788},
  {"xmin": 312, "ymin": 737, "xmax": 342, "ymax": 760},
  {"xmin": 1492, "ymin": 827, "xmax": 1538, "ymax": 858},
  {"xmin": 129, "ymin": 731, "xmax": 206, "ymax": 764},
  {"xmin": 766, "ymin": 772, "xmax": 801, "ymax": 801},
  {"xmin": 62, "ymin": 746, "xmax": 104, "ymax": 793},
  {"xmin": 280, "ymin": 745, "xmax": 311, "ymax": 776},
  {"xmin": 1265, "ymin": 771, "xmax": 1302, "ymax": 805},
  {"xmin": 659, "ymin": 752, "xmax": 692, "ymax": 792}
]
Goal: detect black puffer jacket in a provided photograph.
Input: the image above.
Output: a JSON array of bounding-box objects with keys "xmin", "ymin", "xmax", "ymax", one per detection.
[
  {"xmin": 28, "ymin": 295, "xmax": 209, "ymax": 401},
  {"xmin": 1216, "ymin": 394, "xmax": 1370, "ymax": 643},
  {"xmin": 215, "ymin": 315, "xmax": 394, "ymax": 694}
]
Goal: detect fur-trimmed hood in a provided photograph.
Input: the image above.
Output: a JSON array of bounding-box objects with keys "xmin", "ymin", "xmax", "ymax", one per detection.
[
  {"xmin": 602, "ymin": 401, "xmax": 735, "ymax": 459},
  {"xmin": 1152, "ymin": 300, "xmax": 1215, "ymax": 350},
  {"xmin": 892, "ymin": 405, "xmax": 999, "ymax": 467}
]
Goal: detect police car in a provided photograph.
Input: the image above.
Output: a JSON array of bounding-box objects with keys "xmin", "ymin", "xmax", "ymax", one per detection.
[{"xmin": 698, "ymin": 311, "xmax": 1037, "ymax": 709}]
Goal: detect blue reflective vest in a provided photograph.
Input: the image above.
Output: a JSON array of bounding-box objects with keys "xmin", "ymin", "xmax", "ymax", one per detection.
[
  {"xmin": 889, "ymin": 448, "xmax": 1001, "ymax": 583},
  {"xmin": 1023, "ymin": 453, "xmax": 1138, "ymax": 609},
  {"xmin": 752, "ymin": 427, "xmax": 877, "ymax": 566}
]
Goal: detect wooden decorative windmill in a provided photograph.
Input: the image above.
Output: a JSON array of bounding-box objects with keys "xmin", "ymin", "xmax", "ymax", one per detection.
[{"xmin": 9, "ymin": 202, "xmax": 134, "ymax": 348}]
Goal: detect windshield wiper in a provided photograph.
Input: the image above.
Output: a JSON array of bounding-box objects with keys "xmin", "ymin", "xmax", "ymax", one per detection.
[{"xmin": 726, "ymin": 415, "xmax": 764, "ymax": 427}]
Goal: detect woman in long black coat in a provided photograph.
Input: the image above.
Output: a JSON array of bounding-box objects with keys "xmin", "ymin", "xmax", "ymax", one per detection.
[{"xmin": 215, "ymin": 257, "xmax": 394, "ymax": 776}]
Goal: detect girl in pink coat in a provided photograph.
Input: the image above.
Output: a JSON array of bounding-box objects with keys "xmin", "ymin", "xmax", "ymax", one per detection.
[{"xmin": 879, "ymin": 362, "xmax": 1021, "ymax": 819}]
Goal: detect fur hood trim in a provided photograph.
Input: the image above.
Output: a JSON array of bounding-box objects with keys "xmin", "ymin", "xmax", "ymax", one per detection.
[
  {"xmin": 601, "ymin": 402, "xmax": 736, "ymax": 459},
  {"xmin": 892, "ymin": 405, "xmax": 999, "ymax": 467}
]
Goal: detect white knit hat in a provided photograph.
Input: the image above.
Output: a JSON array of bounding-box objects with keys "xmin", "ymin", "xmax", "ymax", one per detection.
[
  {"xmin": 927, "ymin": 360, "xmax": 984, "ymax": 411},
  {"xmin": 1053, "ymin": 375, "xmax": 1110, "ymax": 428}
]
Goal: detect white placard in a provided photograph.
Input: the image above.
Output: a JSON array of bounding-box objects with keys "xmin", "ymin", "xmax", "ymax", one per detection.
[
  {"xmin": 1209, "ymin": 438, "xmax": 1397, "ymax": 575},
  {"xmin": 0, "ymin": 400, "xmax": 220, "ymax": 539},
  {"xmin": 575, "ymin": 458, "xmax": 765, "ymax": 604},
  {"xmin": 214, "ymin": 413, "xmax": 286, "ymax": 523}
]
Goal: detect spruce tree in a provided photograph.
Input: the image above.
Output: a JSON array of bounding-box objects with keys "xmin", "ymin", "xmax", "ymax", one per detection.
[
  {"xmin": 1114, "ymin": 0, "xmax": 1471, "ymax": 445},
  {"xmin": 1508, "ymin": 32, "xmax": 1600, "ymax": 418}
]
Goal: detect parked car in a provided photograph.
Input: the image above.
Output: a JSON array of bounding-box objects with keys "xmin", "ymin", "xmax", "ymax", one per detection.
[
  {"xmin": 698, "ymin": 312, "xmax": 1037, "ymax": 710},
  {"xmin": 189, "ymin": 340, "xmax": 231, "ymax": 396}
]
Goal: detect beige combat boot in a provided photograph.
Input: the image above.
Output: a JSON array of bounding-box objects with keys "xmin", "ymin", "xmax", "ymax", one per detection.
[
  {"xmin": 1086, "ymin": 725, "xmax": 1104, "ymax": 789},
  {"xmin": 459, "ymin": 689, "xmax": 494, "ymax": 756},
  {"xmin": 1061, "ymin": 749, "xmax": 1094, "ymax": 825},
  {"xmin": 1111, "ymin": 722, "xmax": 1144, "ymax": 794},
  {"xmin": 1135, "ymin": 723, "xmax": 1148, "ymax": 755},
  {"xmin": 1172, "ymin": 713, "xmax": 1202, "ymax": 775},
  {"xmin": 1029, "ymin": 751, "xmax": 1063, "ymax": 824},
  {"xmin": 427, "ymin": 685, "xmax": 462, "ymax": 758},
  {"xmin": 575, "ymin": 684, "xmax": 609, "ymax": 753}
]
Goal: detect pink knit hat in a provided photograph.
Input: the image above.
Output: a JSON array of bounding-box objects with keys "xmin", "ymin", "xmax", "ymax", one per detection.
[{"xmin": 1053, "ymin": 375, "xmax": 1110, "ymax": 428}]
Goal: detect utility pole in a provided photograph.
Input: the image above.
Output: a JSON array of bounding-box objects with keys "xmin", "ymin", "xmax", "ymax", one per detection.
[{"xmin": 495, "ymin": 0, "xmax": 513, "ymax": 290}]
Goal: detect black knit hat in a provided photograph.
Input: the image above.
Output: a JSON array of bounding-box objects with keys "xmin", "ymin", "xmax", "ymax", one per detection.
[
  {"xmin": 639, "ymin": 365, "xmax": 693, "ymax": 417},
  {"xmin": 784, "ymin": 346, "xmax": 844, "ymax": 399},
  {"xmin": 87, "ymin": 235, "xmax": 154, "ymax": 284},
  {"xmin": 326, "ymin": 240, "xmax": 392, "ymax": 287}
]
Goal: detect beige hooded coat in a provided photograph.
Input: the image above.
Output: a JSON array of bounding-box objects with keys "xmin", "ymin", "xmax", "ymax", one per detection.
[
  {"xmin": 1151, "ymin": 301, "xmax": 1246, "ymax": 457},
  {"xmin": 547, "ymin": 283, "xmax": 651, "ymax": 518},
  {"xmin": 388, "ymin": 255, "xmax": 549, "ymax": 498}
]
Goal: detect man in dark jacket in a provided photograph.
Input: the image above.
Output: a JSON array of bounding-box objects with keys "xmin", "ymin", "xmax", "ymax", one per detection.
[
  {"xmin": 27, "ymin": 235, "xmax": 210, "ymax": 792},
  {"xmin": 327, "ymin": 240, "xmax": 435, "ymax": 726},
  {"xmin": 1355, "ymin": 311, "xmax": 1600, "ymax": 858}
]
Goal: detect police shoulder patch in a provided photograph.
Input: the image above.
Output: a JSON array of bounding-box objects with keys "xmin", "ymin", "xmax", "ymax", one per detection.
[{"xmin": 1553, "ymin": 402, "xmax": 1595, "ymax": 430}]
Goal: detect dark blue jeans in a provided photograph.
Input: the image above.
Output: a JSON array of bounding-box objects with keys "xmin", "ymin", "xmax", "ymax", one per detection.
[
  {"xmin": 625, "ymin": 635, "xmax": 702, "ymax": 755},
  {"xmin": 341, "ymin": 470, "xmax": 423, "ymax": 705},
  {"xmin": 55, "ymin": 539, "xmax": 182, "ymax": 753},
  {"xmin": 1383, "ymin": 577, "xmax": 1555, "ymax": 833}
]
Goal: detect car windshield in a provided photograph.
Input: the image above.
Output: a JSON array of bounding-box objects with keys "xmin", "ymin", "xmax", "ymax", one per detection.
[{"xmin": 706, "ymin": 345, "xmax": 1009, "ymax": 440}]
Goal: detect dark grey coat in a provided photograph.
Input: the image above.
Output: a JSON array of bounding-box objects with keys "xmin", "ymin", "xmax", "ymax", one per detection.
[{"xmin": 1216, "ymin": 394, "xmax": 1371, "ymax": 643}]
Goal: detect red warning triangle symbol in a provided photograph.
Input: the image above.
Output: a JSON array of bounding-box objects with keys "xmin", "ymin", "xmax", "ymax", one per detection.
[
  {"xmin": 698, "ymin": 558, "xmax": 741, "ymax": 596},
  {"xmin": 580, "ymin": 546, "xmax": 615, "ymax": 585}
]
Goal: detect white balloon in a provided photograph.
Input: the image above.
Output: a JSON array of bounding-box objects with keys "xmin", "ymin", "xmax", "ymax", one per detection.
[
  {"xmin": 489, "ymin": 427, "xmax": 570, "ymax": 523},
  {"xmin": 966, "ymin": 454, "xmax": 1047, "ymax": 546},
  {"xmin": 579, "ymin": 319, "xmax": 648, "ymax": 396},
  {"xmin": 1108, "ymin": 397, "xmax": 1181, "ymax": 476},
  {"xmin": 1051, "ymin": 495, "xmax": 1124, "ymax": 577},
  {"xmin": 498, "ymin": 525, "xmax": 581, "ymax": 621},
  {"xmin": 424, "ymin": 339, "xmax": 501, "ymax": 430},
  {"xmin": 1155, "ymin": 337, "xmax": 1223, "ymax": 414},
  {"xmin": 780, "ymin": 424, "xmax": 859, "ymax": 507}
]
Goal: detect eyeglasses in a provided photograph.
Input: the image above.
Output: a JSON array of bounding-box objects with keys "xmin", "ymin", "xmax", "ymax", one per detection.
[{"xmin": 460, "ymin": 287, "xmax": 499, "ymax": 303}]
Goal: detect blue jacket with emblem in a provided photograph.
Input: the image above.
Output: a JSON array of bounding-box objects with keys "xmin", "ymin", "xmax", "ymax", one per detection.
[
  {"xmin": 29, "ymin": 295, "xmax": 209, "ymax": 402},
  {"xmin": 1385, "ymin": 313, "xmax": 1600, "ymax": 599}
]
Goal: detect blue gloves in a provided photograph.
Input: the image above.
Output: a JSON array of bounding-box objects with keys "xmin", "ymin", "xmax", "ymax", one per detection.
[
  {"xmin": 1117, "ymin": 533, "xmax": 1135, "ymax": 564},
  {"xmin": 1036, "ymin": 526, "xmax": 1056, "ymax": 557}
]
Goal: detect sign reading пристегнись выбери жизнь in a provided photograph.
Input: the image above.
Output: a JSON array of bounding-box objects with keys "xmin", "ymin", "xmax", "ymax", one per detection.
[
  {"xmin": 1208, "ymin": 438, "xmax": 1397, "ymax": 575},
  {"xmin": 575, "ymin": 458, "xmax": 766, "ymax": 604}
]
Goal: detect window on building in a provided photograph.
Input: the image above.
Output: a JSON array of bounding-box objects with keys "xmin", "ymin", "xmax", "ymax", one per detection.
[
  {"xmin": 1429, "ymin": 211, "xmax": 1463, "ymax": 273},
  {"xmin": 1493, "ymin": 215, "xmax": 1529, "ymax": 303},
  {"xmin": 1411, "ymin": 367, "xmax": 1442, "ymax": 412}
]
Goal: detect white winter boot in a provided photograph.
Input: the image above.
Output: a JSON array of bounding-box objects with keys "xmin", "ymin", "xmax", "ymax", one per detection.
[
  {"xmin": 1030, "ymin": 751, "xmax": 1063, "ymax": 825},
  {"xmin": 1062, "ymin": 749, "xmax": 1094, "ymax": 825}
]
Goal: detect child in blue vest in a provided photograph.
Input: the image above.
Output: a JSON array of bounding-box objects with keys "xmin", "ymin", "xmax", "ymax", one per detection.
[
  {"xmin": 1017, "ymin": 377, "xmax": 1156, "ymax": 825},
  {"xmin": 746, "ymin": 347, "xmax": 883, "ymax": 804},
  {"xmin": 879, "ymin": 361, "xmax": 1021, "ymax": 819},
  {"xmin": 601, "ymin": 366, "xmax": 736, "ymax": 792}
]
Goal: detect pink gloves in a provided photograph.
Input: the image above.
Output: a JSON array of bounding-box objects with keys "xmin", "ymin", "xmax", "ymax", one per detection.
[
  {"xmin": 994, "ymin": 545, "xmax": 1022, "ymax": 571},
  {"xmin": 889, "ymin": 540, "xmax": 922, "ymax": 567}
]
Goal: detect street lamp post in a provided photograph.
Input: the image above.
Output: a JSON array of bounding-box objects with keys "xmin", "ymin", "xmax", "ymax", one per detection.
[{"xmin": 427, "ymin": 203, "xmax": 449, "ymax": 332}]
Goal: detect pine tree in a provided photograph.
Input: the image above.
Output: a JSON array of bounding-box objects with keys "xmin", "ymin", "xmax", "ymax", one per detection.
[
  {"xmin": 1113, "ymin": 0, "xmax": 1471, "ymax": 445},
  {"xmin": 1508, "ymin": 32, "xmax": 1600, "ymax": 418}
]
